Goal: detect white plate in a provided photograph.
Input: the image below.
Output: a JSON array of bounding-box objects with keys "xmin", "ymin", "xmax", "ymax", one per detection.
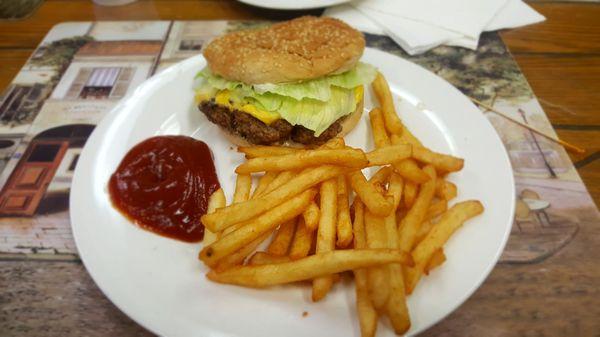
[
  {"xmin": 71, "ymin": 48, "xmax": 514, "ymax": 337},
  {"xmin": 237, "ymin": 0, "xmax": 350, "ymax": 10}
]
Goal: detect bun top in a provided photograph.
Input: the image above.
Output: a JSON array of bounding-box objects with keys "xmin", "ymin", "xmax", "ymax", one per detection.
[{"xmin": 203, "ymin": 16, "xmax": 365, "ymax": 84}]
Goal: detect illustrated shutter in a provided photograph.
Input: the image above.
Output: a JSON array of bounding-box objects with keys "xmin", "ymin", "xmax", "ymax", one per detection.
[
  {"xmin": 110, "ymin": 67, "xmax": 133, "ymax": 99},
  {"xmin": 65, "ymin": 67, "xmax": 92, "ymax": 99}
]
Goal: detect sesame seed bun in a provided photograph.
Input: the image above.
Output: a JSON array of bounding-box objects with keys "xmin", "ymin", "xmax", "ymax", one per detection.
[{"xmin": 203, "ymin": 16, "xmax": 365, "ymax": 85}]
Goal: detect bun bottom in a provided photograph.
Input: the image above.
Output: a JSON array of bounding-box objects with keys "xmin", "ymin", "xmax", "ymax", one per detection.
[
  {"xmin": 220, "ymin": 99, "xmax": 363, "ymax": 148},
  {"xmin": 338, "ymin": 98, "xmax": 363, "ymax": 139}
]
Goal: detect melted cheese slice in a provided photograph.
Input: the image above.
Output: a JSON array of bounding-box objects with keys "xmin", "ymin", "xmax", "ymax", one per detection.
[{"xmin": 196, "ymin": 90, "xmax": 280, "ymax": 125}]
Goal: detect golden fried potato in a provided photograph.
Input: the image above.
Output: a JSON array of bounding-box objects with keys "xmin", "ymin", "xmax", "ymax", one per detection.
[{"xmin": 207, "ymin": 249, "xmax": 413, "ymax": 288}]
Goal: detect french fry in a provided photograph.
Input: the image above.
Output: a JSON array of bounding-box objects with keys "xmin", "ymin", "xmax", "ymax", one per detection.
[
  {"xmin": 372, "ymin": 184, "xmax": 385, "ymax": 196},
  {"xmin": 425, "ymin": 199, "xmax": 447, "ymax": 221},
  {"xmin": 199, "ymin": 189, "xmax": 316, "ymax": 266},
  {"xmin": 332, "ymin": 271, "xmax": 342, "ymax": 284},
  {"xmin": 393, "ymin": 159, "xmax": 430, "ymax": 184},
  {"xmin": 233, "ymin": 174, "xmax": 252, "ymax": 203},
  {"xmin": 249, "ymin": 251, "xmax": 291, "ymax": 265},
  {"xmin": 398, "ymin": 166, "xmax": 437, "ymax": 252},
  {"xmin": 238, "ymin": 145, "xmax": 299, "ymax": 158},
  {"xmin": 415, "ymin": 220, "xmax": 435, "ymax": 245},
  {"xmin": 207, "ymin": 249, "xmax": 413, "ymax": 288},
  {"xmin": 203, "ymin": 188, "xmax": 226, "ymax": 245},
  {"xmin": 235, "ymin": 148, "xmax": 368, "ymax": 174},
  {"xmin": 388, "ymin": 135, "xmax": 429, "ymax": 184},
  {"xmin": 263, "ymin": 171, "xmax": 296, "ymax": 195},
  {"xmin": 369, "ymin": 166, "xmax": 392, "ymax": 186},
  {"xmin": 221, "ymin": 176, "xmax": 253, "ymax": 237},
  {"xmin": 214, "ymin": 232, "xmax": 271, "ymax": 272},
  {"xmin": 336, "ymin": 175, "xmax": 353, "ymax": 248},
  {"xmin": 372, "ymin": 72, "xmax": 404, "ymax": 135},
  {"xmin": 312, "ymin": 178, "xmax": 338, "ymax": 302},
  {"xmin": 388, "ymin": 172, "xmax": 404, "ymax": 209},
  {"xmin": 403, "ymin": 181, "xmax": 418, "ymax": 208},
  {"xmin": 424, "ymin": 248, "xmax": 446, "ymax": 275},
  {"xmin": 352, "ymin": 200, "xmax": 378, "ymax": 337},
  {"xmin": 221, "ymin": 222, "xmax": 244, "ymax": 237},
  {"xmin": 289, "ymin": 217, "xmax": 313, "ymax": 260},
  {"xmin": 369, "ymin": 107, "xmax": 391, "ymax": 148},
  {"xmin": 352, "ymin": 201, "xmax": 367, "ymax": 249},
  {"xmin": 412, "ymin": 147, "xmax": 464, "ymax": 173},
  {"xmin": 405, "ymin": 201, "xmax": 484, "ymax": 293},
  {"xmin": 239, "ymin": 137, "xmax": 343, "ymax": 159},
  {"xmin": 354, "ymin": 268, "xmax": 378, "ymax": 337},
  {"xmin": 348, "ymin": 170, "xmax": 395, "ymax": 217},
  {"xmin": 302, "ymin": 200, "xmax": 320, "ymax": 232},
  {"xmin": 202, "ymin": 165, "xmax": 347, "ymax": 232},
  {"xmin": 252, "ymin": 171, "xmax": 278, "ymax": 198},
  {"xmin": 204, "ymin": 230, "xmax": 219, "ymax": 246},
  {"xmin": 396, "ymin": 207, "xmax": 408, "ymax": 223},
  {"xmin": 221, "ymin": 173, "xmax": 273, "ymax": 237},
  {"xmin": 211, "ymin": 211, "xmax": 302, "ymax": 272},
  {"xmin": 366, "ymin": 145, "xmax": 412, "ymax": 166},
  {"xmin": 322, "ymin": 137, "xmax": 345, "ymax": 149},
  {"xmin": 383, "ymin": 212, "xmax": 411, "ymax": 334},
  {"xmin": 390, "ymin": 132, "xmax": 464, "ymax": 173},
  {"xmin": 364, "ymin": 210, "xmax": 391, "ymax": 309},
  {"xmin": 242, "ymin": 137, "xmax": 340, "ymax": 160},
  {"xmin": 435, "ymin": 180, "xmax": 458, "ymax": 201},
  {"xmin": 209, "ymin": 188, "xmax": 225, "ymax": 209},
  {"xmin": 267, "ymin": 219, "xmax": 297, "ymax": 256},
  {"xmin": 397, "ymin": 128, "xmax": 423, "ymax": 148}
]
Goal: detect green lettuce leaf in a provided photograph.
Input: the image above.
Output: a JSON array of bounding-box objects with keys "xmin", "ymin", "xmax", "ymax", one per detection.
[
  {"xmin": 277, "ymin": 86, "xmax": 358, "ymax": 136},
  {"xmin": 195, "ymin": 70, "xmax": 247, "ymax": 92},
  {"xmin": 245, "ymin": 86, "xmax": 357, "ymax": 136},
  {"xmin": 252, "ymin": 62, "xmax": 375, "ymax": 101},
  {"xmin": 196, "ymin": 62, "xmax": 376, "ymax": 102}
]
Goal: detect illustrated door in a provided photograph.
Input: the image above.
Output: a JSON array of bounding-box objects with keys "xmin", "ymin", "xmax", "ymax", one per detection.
[{"xmin": 0, "ymin": 140, "xmax": 68, "ymax": 216}]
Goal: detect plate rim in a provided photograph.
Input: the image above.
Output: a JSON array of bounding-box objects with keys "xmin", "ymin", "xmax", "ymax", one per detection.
[
  {"xmin": 236, "ymin": 0, "xmax": 351, "ymax": 10},
  {"xmin": 70, "ymin": 47, "xmax": 515, "ymax": 337}
]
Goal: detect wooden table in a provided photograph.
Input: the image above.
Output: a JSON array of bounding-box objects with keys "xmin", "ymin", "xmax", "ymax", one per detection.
[{"xmin": 0, "ymin": 1, "xmax": 599, "ymax": 336}]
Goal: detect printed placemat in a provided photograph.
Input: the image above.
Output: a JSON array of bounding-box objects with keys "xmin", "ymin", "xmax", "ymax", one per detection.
[{"xmin": 0, "ymin": 21, "xmax": 597, "ymax": 265}]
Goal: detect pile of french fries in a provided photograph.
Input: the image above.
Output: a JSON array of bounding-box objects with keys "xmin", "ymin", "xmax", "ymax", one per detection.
[{"xmin": 199, "ymin": 73, "xmax": 484, "ymax": 337}]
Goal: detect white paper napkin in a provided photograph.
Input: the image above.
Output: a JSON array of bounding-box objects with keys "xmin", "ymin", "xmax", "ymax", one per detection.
[
  {"xmin": 486, "ymin": 0, "xmax": 545, "ymax": 31},
  {"xmin": 324, "ymin": 0, "xmax": 545, "ymax": 55},
  {"xmin": 324, "ymin": 4, "xmax": 384, "ymax": 35},
  {"xmin": 356, "ymin": 6, "xmax": 465, "ymax": 54},
  {"xmin": 355, "ymin": 0, "xmax": 508, "ymax": 39}
]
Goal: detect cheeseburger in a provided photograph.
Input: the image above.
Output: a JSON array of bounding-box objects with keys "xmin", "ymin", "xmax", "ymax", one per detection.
[{"xmin": 195, "ymin": 16, "xmax": 376, "ymax": 146}]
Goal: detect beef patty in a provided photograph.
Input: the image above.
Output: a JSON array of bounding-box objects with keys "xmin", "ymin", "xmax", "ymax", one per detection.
[{"xmin": 199, "ymin": 100, "xmax": 343, "ymax": 145}]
